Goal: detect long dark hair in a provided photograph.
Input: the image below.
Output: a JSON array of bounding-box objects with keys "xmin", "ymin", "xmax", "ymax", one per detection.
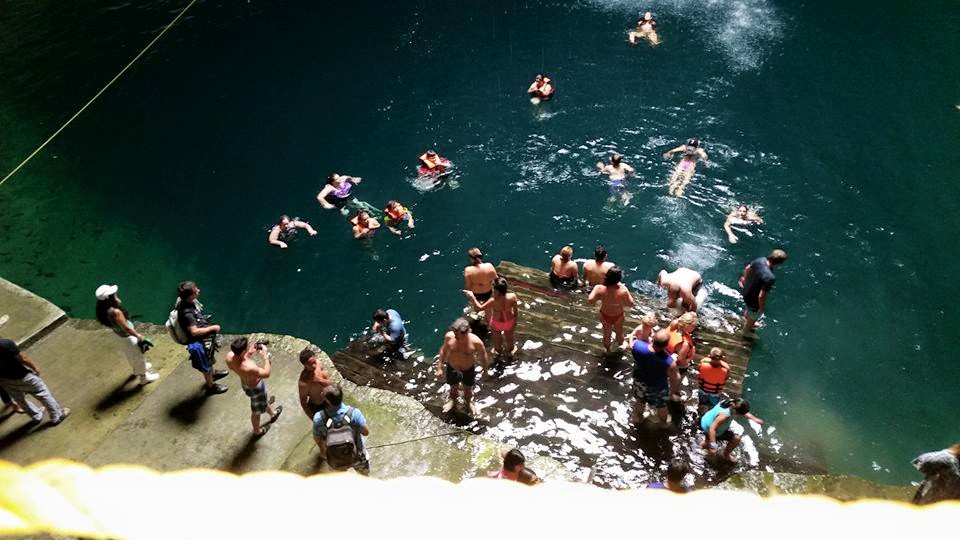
[
  {"xmin": 720, "ymin": 397, "xmax": 750, "ymax": 415},
  {"xmin": 95, "ymin": 295, "xmax": 129, "ymax": 327}
]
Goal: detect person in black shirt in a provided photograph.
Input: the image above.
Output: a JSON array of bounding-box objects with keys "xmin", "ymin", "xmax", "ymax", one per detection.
[
  {"xmin": 738, "ymin": 249, "xmax": 788, "ymax": 332},
  {"xmin": 176, "ymin": 281, "xmax": 229, "ymax": 395},
  {"xmin": 0, "ymin": 338, "xmax": 70, "ymax": 424}
]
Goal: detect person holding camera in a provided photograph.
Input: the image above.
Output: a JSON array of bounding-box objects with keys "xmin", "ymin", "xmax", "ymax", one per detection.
[
  {"xmin": 94, "ymin": 284, "xmax": 160, "ymax": 386},
  {"xmin": 177, "ymin": 281, "xmax": 229, "ymax": 395},
  {"xmin": 226, "ymin": 336, "xmax": 282, "ymax": 436}
]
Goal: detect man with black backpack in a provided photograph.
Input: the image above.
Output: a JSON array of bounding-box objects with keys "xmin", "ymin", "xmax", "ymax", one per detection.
[
  {"xmin": 175, "ymin": 281, "xmax": 229, "ymax": 395},
  {"xmin": 312, "ymin": 385, "xmax": 370, "ymax": 475}
]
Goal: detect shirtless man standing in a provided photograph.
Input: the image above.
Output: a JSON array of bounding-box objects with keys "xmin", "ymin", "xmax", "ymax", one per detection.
[
  {"xmin": 464, "ymin": 247, "xmax": 498, "ymax": 322},
  {"xmin": 657, "ymin": 267, "xmax": 703, "ymax": 312},
  {"xmin": 549, "ymin": 246, "xmax": 581, "ymax": 290},
  {"xmin": 583, "ymin": 245, "xmax": 615, "ymax": 287},
  {"xmin": 298, "ymin": 348, "xmax": 332, "ymax": 419},
  {"xmin": 435, "ymin": 318, "xmax": 489, "ymax": 415},
  {"xmin": 225, "ymin": 337, "xmax": 282, "ymax": 436},
  {"xmin": 597, "ymin": 153, "xmax": 635, "ymax": 205},
  {"xmin": 588, "ymin": 267, "xmax": 635, "ymax": 354},
  {"xmin": 723, "ymin": 205, "xmax": 763, "ymax": 244}
]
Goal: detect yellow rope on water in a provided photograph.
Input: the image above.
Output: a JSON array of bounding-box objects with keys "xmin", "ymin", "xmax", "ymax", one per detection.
[{"xmin": 0, "ymin": 0, "xmax": 199, "ymax": 189}]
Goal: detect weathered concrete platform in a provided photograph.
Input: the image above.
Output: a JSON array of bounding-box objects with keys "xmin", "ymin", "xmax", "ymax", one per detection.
[
  {"xmin": 331, "ymin": 261, "xmax": 821, "ymax": 488},
  {"xmin": 0, "ymin": 278, "xmax": 66, "ymax": 347},
  {"xmin": 0, "ymin": 278, "xmax": 569, "ymax": 482}
]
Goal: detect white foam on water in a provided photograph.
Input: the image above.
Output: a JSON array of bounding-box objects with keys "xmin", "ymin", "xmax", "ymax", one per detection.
[{"xmin": 583, "ymin": 0, "xmax": 784, "ymax": 71}]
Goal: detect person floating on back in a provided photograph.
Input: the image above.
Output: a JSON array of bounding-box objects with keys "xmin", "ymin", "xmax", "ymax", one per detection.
[
  {"xmin": 268, "ymin": 214, "xmax": 317, "ymax": 249},
  {"xmin": 351, "ymin": 210, "xmax": 380, "ymax": 239},
  {"xmin": 226, "ymin": 337, "xmax": 282, "ymax": 437},
  {"xmin": 94, "ymin": 284, "xmax": 160, "ymax": 386},
  {"xmin": 629, "ymin": 11, "xmax": 660, "ymax": 46},
  {"xmin": 418, "ymin": 150, "xmax": 451, "ymax": 176},
  {"xmin": 549, "ymin": 245, "xmax": 581, "ymax": 290},
  {"xmin": 588, "ymin": 266, "xmax": 635, "ymax": 355},
  {"xmin": 700, "ymin": 397, "xmax": 763, "ymax": 464},
  {"xmin": 723, "ymin": 205, "xmax": 763, "ymax": 244},
  {"xmin": 663, "ymin": 138, "xmax": 708, "ymax": 197},
  {"xmin": 527, "ymin": 74, "xmax": 555, "ymax": 104},
  {"xmin": 738, "ymin": 249, "xmax": 787, "ymax": 333},
  {"xmin": 383, "ymin": 200, "xmax": 415, "ymax": 235}
]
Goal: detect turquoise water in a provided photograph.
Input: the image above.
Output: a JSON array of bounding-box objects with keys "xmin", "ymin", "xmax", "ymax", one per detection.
[{"xmin": 1, "ymin": 0, "xmax": 958, "ymax": 484}]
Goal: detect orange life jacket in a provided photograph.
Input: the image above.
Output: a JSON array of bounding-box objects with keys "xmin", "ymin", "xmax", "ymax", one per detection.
[
  {"xmin": 697, "ymin": 359, "xmax": 729, "ymax": 394},
  {"xmin": 385, "ymin": 205, "xmax": 407, "ymax": 221},
  {"xmin": 419, "ymin": 153, "xmax": 443, "ymax": 169},
  {"xmin": 665, "ymin": 330, "xmax": 692, "ymax": 355},
  {"xmin": 350, "ymin": 216, "xmax": 369, "ymax": 233}
]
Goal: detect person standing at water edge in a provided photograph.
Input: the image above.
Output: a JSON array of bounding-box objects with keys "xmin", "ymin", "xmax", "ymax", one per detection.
[
  {"xmin": 596, "ymin": 153, "xmax": 635, "ymax": 205},
  {"xmin": 738, "ymin": 249, "xmax": 787, "ymax": 332},
  {"xmin": 657, "ymin": 267, "xmax": 702, "ymax": 312},
  {"xmin": 663, "ymin": 138, "xmax": 708, "ymax": 197},
  {"xmin": 723, "ymin": 205, "xmax": 763, "ymax": 244},
  {"xmin": 371, "ymin": 308, "xmax": 408, "ymax": 360},
  {"xmin": 177, "ymin": 281, "xmax": 229, "ymax": 395},
  {"xmin": 313, "ymin": 385, "xmax": 370, "ymax": 475},
  {"xmin": 583, "ymin": 245, "xmax": 615, "ymax": 287},
  {"xmin": 94, "ymin": 284, "xmax": 160, "ymax": 385},
  {"xmin": 317, "ymin": 173, "xmax": 363, "ymax": 215},
  {"xmin": 268, "ymin": 215, "xmax": 316, "ymax": 249},
  {"xmin": 631, "ymin": 330, "xmax": 680, "ymax": 424},
  {"xmin": 912, "ymin": 443, "xmax": 960, "ymax": 505},
  {"xmin": 0, "ymin": 338, "xmax": 70, "ymax": 425},
  {"xmin": 549, "ymin": 246, "xmax": 581, "ymax": 290},
  {"xmin": 629, "ymin": 11, "xmax": 660, "ymax": 46},
  {"xmin": 628, "ymin": 312, "xmax": 659, "ymax": 344},
  {"xmin": 464, "ymin": 277, "xmax": 519, "ymax": 361},
  {"xmin": 298, "ymin": 348, "xmax": 332, "ymax": 419},
  {"xmin": 588, "ymin": 266, "xmax": 635, "ymax": 354},
  {"xmin": 700, "ymin": 397, "xmax": 763, "ymax": 463},
  {"xmin": 226, "ymin": 337, "xmax": 282, "ymax": 437},
  {"xmin": 435, "ymin": 318, "xmax": 489, "ymax": 416},
  {"xmin": 666, "ymin": 312, "xmax": 697, "ymax": 376},
  {"xmin": 464, "ymin": 247, "xmax": 498, "ymax": 322},
  {"xmin": 697, "ymin": 348, "xmax": 730, "ymax": 410}
]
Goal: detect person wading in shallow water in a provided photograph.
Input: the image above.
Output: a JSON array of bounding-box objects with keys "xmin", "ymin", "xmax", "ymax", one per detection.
[
  {"xmin": 588, "ymin": 266, "xmax": 634, "ymax": 354},
  {"xmin": 631, "ymin": 330, "xmax": 680, "ymax": 424},
  {"xmin": 738, "ymin": 249, "xmax": 788, "ymax": 333},
  {"xmin": 435, "ymin": 318, "xmax": 489, "ymax": 416},
  {"xmin": 700, "ymin": 397, "xmax": 764, "ymax": 464},
  {"xmin": 464, "ymin": 247, "xmax": 498, "ymax": 323},
  {"xmin": 583, "ymin": 245, "xmax": 615, "ymax": 287},
  {"xmin": 464, "ymin": 277, "xmax": 519, "ymax": 362},
  {"xmin": 549, "ymin": 246, "xmax": 581, "ymax": 290}
]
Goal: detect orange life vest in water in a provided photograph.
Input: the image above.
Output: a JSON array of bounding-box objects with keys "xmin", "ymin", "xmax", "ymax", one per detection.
[
  {"xmin": 697, "ymin": 359, "xmax": 729, "ymax": 394},
  {"xmin": 385, "ymin": 204, "xmax": 408, "ymax": 221},
  {"xmin": 419, "ymin": 153, "xmax": 444, "ymax": 169}
]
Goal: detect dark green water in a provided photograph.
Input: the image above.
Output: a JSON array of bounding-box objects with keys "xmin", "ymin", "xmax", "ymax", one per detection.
[{"xmin": 1, "ymin": 0, "xmax": 958, "ymax": 484}]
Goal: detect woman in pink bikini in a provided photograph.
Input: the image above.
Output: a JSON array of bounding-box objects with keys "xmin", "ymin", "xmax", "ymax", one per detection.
[
  {"xmin": 663, "ymin": 138, "xmax": 709, "ymax": 197},
  {"xmin": 588, "ymin": 267, "xmax": 635, "ymax": 355},
  {"xmin": 464, "ymin": 277, "xmax": 518, "ymax": 360}
]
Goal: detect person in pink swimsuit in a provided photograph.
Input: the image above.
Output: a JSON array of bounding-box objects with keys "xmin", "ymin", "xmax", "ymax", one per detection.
[
  {"xmin": 464, "ymin": 277, "xmax": 518, "ymax": 361},
  {"xmin": 663, "ymin": 138, "xmax": 709, "ymax": 197}
]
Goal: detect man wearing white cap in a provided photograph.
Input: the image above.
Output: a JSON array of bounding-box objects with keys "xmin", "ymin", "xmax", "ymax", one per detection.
[{"xmin": 94, "ymin": 284, "xmax": 160, "ymax": 386}]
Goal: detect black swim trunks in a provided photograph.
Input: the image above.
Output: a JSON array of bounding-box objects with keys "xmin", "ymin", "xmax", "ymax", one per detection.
[
  {"xmin": 549, "ymin": 271, "xmax": 577, "ymax": 290},
  {"xmin": 445, "ymin": 365, "xmax": 477, "ymax": 387},
  {"xmin": 474, "ymin": 290, "xmax": 493, "ymax": 303}
]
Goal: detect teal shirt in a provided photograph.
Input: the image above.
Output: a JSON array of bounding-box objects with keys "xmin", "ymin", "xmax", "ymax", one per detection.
[{"xmin": 700, "ymin": 402, "xmax": 733, "ymax": 435}]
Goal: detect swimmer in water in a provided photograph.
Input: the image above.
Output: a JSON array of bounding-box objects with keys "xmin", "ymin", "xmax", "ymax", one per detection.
[
  {"xmin": 350, "ymin": 210, "xmax": 380, "ymax": 239},
  {"xmin": 628, "ymin": 11, "xmax": 660, "ymax": 46},
  {"xmin": 527, "ymin": 74, "xmax": 555, "ymax": 105},
  {"xmin": 464, "ymin": 277, "xmax": 518, "ymax": 361},
  {"xmin": 317, "ymin": 173, "xmax": 366, "ymax": 216},
  {"xmin": 267, "ymin": 215, "xmax": 317, "ymax": 249},
  {"xmin": 723, "ymin": 205, "xmax": 763, "ymax": 244},
  {"xmin": 663, "ymin": 138, "xmax": 709, "ymax": 197},
  {"xmin": 549, "ymin": 246, "xmax": 581, "ymax": 290},
  {"xmin": 583, "ymin": 245, "xmax": 615, "ymax": 287},
  {"xmin": 419, "ymin": 150, "xmax": 450, "ymax": 174},
  {"xmin": 657, "ymin": 267, "xmax": 703, "ymax": 312},
  {"xmin": 596, "ymin": 153, "xmax": 635, "ymax": 205},
  {"xmin": 588, "ymin": 266, "xmax": 635, "ymax": 354},
  {"xmin": 383, "ymin": 200, "xmax": 415, "ymax": 235}
]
